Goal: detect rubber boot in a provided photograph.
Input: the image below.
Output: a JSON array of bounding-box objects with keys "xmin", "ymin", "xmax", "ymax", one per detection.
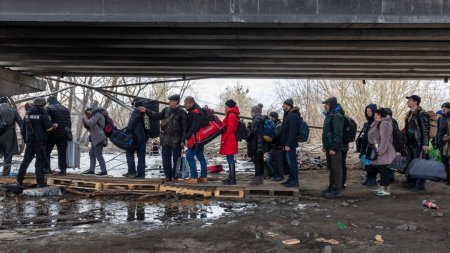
[
  {"xmin": 224, "ymin": 163, "xmax": 236, "ymax": 185},
  {"xmin": 222, "ymin": 166, "xmax": 232, "ymax": 184}
]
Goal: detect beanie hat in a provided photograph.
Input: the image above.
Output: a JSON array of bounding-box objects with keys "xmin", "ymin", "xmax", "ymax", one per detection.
[
  {"xmin": 283, "ymin": 98, "xmax": 294, "ymax": 108},
  {"xmin": 34, "ymin": 97, "xmax": 46, "ymax": 107},
  {"xmin": 225, "ymin": 99, "xmax": 237, "ymax": 108},
  {"xmin": 442, "ymin": 102, "xmax": 450, "ymax": 110},
  {"xmin": 251, "ymin": 103, "xmax": 263, "ymax": 114},
  {"xmin": 269, "ymin": 111, "xmax": 279, "ymax": 119}
]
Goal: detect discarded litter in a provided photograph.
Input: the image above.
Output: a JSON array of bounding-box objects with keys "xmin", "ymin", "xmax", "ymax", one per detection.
[
  {"xmin": 375, "ymin": 235, "xmax": 384, "ymax": 244},
  {"xmin": 266, "ymin": 232, "xmax": 279, "ymax": 237},
  {"xmin": 422, "ymin": 200, "xmax": 439, "ymax": 209},
  {"xmin": 282, "ymin": 239, "xmax": 301, "ymax": 245},
  {"xmin": 337, "ymin": 223, "xmax": 347, "ymax": 229},
  {"xmin": 315, "ymin": 238, "xmax": 340, "ymax": 245}
]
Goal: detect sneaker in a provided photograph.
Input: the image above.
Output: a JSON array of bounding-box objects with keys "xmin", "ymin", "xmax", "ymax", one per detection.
[
  {"xmin": 95, "ymin": 172, "xmax": 108, "ymax": 176},
  {"xmin": 198, "ymin": 177, "xmax": 208, "ymax": 183},
  {"xmin": 82, "ymin": 170, "xmax": 95, "ymax": 175},
  {"xmin": 281, "ymin": 179, "xmax": 292, "ymax": 185},
  {"xmin": 376, "ymin": 190, "xmax": 391, "ymax": 197},
  {"xmin": 272, "ymin": 177, "xmax": 285, "ymax": 182},
  {"xmin": 184, "ymin": 178, "xmax": 198, "ymax": 184},
  {"xmin": 371, "ymin": 186, "xmax": 384, "ymax": 194},
  {"xmin": 326, "ymin": 190, "xmax": 342, "ymax": 198},
  {"xmin": 321, "ymin": 186, "xmax": 333, "ymax": 195},
  {"xmin": 122, "ymin": 172, "xmax": 136, "ymax": 177}
]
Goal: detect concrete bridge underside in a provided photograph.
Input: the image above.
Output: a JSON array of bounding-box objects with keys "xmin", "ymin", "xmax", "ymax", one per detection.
[{"xmin": 2, "ymin": 0, "xmax": 450, "ymax": 95}]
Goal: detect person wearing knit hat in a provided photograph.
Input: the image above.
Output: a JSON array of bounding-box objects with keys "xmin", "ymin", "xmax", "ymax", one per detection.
[
  {"xmin": 267, "ymin": 111, "xmax": 285, "ymax": 182},
  {"xmin": 438, "ymin": 102, "xmax": 450, "ymax": 184},
  {"xmin": 280, "ymin": 99, "xmax": 301, "ymax": 188},
  {"xmin": 220, "ymin": 99, "xmax": 240, "ymax": 185},
  {"xmin": 248, "ymin": 103, "xmax": 265, "ymax": 186}
]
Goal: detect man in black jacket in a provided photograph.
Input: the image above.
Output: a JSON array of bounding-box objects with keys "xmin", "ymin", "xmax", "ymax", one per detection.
[
  {"xmin": 280, "ymin": 98, "xmax": 301, "ymax": 188},
  {"xmin": 139, "ymin": 94, "xmax": 187, "ymax": 182},
  {"xmin": 403, "ymin": 95, "xmax": 431, "ymax": 191},
  {"xmin": 0, "ymin": 97, "xmax": 23, "ymax": 176},
  {"xmin": 17, "ymin": 98, "xmax": 56, "ymax": 187},
  {"xmin": 438, "ymin": 102, "xmax": 450, "ymax": 185},
  {"xmin": 267, "ymin": 111, "xmax": 284, "ymax": 182},
  {"xmin": 45, "ymin": 96, "xmax": 72, "ymax": 175},
  {"xmin": 183, "ymin": 96, "xmax": 208, "ymax": 184}
]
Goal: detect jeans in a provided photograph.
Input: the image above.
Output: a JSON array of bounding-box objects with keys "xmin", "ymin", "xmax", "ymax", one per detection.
[
  {"xmin": 17, "ymin": 140, "xmax": 46, "ymax": 185},
  {"xmin": 186, "ymin": 146, "xmax": 207, "ymax": 179},
  {"xmin": 226, "ymin": 155, "xmax": 235, "ymax": 165},
  {"xmin": 326, "ymin": 149, "xmax": 343, "ymax": 191},
  {"xmin": 126, "ymin": 140, "xmax": 148, "ymax": 177},
  {"xmin": 253, "ymin": 151, "xmax": 264, "ymax": 176},
  {"xmin": 267, "ymin": 151, "xmax": 274, "ymax": 176},
  {"xmin": 285, "ymin": 149, "xmax": 298, "ymax": 184},
  {"xmin": 89, "ymin": 143, "xmax": 106, "ymax": 173},
  {"xmin": 46, "ymin": 136, "xmax": 68, "ymax": 172},
  {"xmin": 1, "ymin": 152, "xmax": 13, "ymax": 176},
  {"xmin": 162, "ymin": 145, "xmax": 182, "ymax": 179}
]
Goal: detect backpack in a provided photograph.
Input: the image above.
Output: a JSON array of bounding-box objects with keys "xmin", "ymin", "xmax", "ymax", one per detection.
[
  {"xmin": 98, "ymin": 114, "xmax": 116, "ymax": 137},
  {"xmin": 203, "ymin": 105, "xmax": 221, "ymax": 123},
  {"xmin": 235, "ymin": 119, "xmax": 248, "ymax": 142},
  {"xmin": 392, "ymin": 123, "xmax": 407, "ymax": 153},
  {"xmin": 427, "ymin": 111, "xmax": 438, "ymax": 138},
  {"xmin": 262, "ymin": 118, "xmax": 276, "ymax": 142},
  {"xmin": 298, "ymin": 118, "xmax": 310, "ymax": 143},
  {"xmin": 343, "ymin": 116, "xmax": 358, "ymax": 143},
  {"xmin": 110, "ymin": 128, "xmax": 134, "ymax": 150}
]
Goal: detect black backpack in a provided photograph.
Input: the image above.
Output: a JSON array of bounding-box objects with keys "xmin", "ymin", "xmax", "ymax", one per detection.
[
  {"xmin": 392, "ymin": 124, "xmax": 407, "ymax": 153},
  {"xmin": 343, "ymin": 116, "xmax": 358, "ymax": 143},
  {"xmin": 235, "ymin": 120, "xmax": 248, "ymax": 142}
]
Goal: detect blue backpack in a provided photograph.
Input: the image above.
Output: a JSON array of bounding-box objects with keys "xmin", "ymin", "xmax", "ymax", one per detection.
[
  {"xmin": 262, "ymin": 118, "xmax": 276, "ymax": 142},
  {"xmin": 298, "ymin": 118, "xmax": 310, "ymax": 143}
]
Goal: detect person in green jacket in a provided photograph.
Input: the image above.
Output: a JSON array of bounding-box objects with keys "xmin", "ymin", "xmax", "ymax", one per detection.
[{"xmin": 321, "ymin": 97, "xmax": 345, "ymax": 198}]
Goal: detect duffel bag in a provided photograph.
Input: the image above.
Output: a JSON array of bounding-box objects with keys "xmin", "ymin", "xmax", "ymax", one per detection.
[
  {"xmin": 387, "ymin": 154, "xmax": 408, "ymax": 174},
  {"xmin": 187, "ymin": 120, "xmax": 224, "ymax": 149},
  {"xmin": 110, "ymin": 129, "xmax": 135, "ymax": 150},
  {"xmin": 408, "ymin": 152, "xmax": 447, "ymax": 181}
]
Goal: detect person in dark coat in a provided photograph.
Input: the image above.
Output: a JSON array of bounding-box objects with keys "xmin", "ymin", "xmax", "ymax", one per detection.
[
  {"xmin": 220, "ymin": 99, "xmax": 240, "ymax": 185},
  {"xmin": 321, "ymin": 97, "xmax": 345, "ymax": 198},
  {"xmin": 17, "ymin": 98, "xmax": 56, "ymax": 187},
  {"xmin": 0, "ymin": 97, "xmax": 23, "ymax": 176},
  {"xmin": 139, "ymin": 94, "xmax": 187, "ymax": 182},
  {"xmin": 280, "ymin": 98, "xmax": 301, "ymax": 188},
  {"xmin": 246, "ymin": 121, "xmax": 253, "ymax": 162},
  {"xmin": 437, "ymin": 102, "xmax": 450, "ymax": 185},
  {"xmin": 360, "ymin": 103, "xmax": 378, "ymax": 186},
  {"xmin": 124, "ymin": 97, "xmax": 150, "ymax": 178},
  {"xmin": 183, "ymin": 96, "xmax": 209, "ymax": 184},
  {"xmin": 403, "ymin": 95, "xmax": 430, "ymax": 191},
  {"xmin": 247, "ymin": 103, "xmax": 265, "ymax": 186},
  {"xmin": 45, "ymin": 96, "xmax": 72, "ymax": 175},
  {"xmin": 267, "ymin": 111, "xmax": 285, "ymax": 182}
]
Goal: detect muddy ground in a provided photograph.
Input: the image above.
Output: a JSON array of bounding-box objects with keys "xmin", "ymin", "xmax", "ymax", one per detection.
[{"xmin": 1, "ymin": 163, "xmax": 450, "ymax": 253}]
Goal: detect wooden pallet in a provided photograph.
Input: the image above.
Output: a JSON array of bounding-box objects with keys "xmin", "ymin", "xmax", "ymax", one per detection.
[
  {"xmin": 70, "ymin": 180, "xmax": 103, "ymax": 191},
  {"xmin": 245, "ymin": 187, "xmax": 299, "ymax": 198},
  {"xmin": 103, "ymin": 182, "xmax": 160, "ymax": 192},
  {"xmin": 159, "ymin": 185, "xmax": 214, "ymax": 197},
  {"xmin": 47, "ymin": 177, "xmax": 74, "ymax": 186},
  {"xmin": 214, "ymin": 187, "xmax": 245, "ymax": 198}
]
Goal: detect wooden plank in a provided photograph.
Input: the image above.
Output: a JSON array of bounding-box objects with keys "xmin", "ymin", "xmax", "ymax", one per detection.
[
  {"xmin": 103, "ymin": 183, "xmax": 160, "ymax": 192},
  {"xmin": 72, "ymin": 180, "xmax": 103, "ymax": 191},
  {"xmin": 47, "ymin": 178, "xmax": 73, "ymax": 186},
  {"xmin": 159, "ymin": 185, "xmax": 213, "ymax": 197},
  {"xmin": 214, "ymin": 187, "xmax": 245, "ymax": 198}
]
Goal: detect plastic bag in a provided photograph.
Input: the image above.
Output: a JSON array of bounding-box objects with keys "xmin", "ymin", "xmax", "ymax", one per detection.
[{"xmin": 427, "ymin": 141, "xmax": 442, "ymax": 162}]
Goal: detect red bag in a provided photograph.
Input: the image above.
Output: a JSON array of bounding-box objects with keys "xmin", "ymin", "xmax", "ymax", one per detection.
[
  {"xmin": 187, "ymin": 119, "xmax": 224, "ymax": 149},
  {"xmin": 207, "ymin": 165, "xmax": 224, "ymax": 173}
]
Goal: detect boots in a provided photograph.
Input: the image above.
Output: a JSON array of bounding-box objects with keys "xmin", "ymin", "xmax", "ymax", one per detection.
[
  {"xmin": 223, "ymin": 163, "xmax": 236, "ymax": 185},
  {"xmin": 249, "ymin": 176, "xmax": 264, "ymax": 186},
  {"xmin": 222, "ymin": 167, "xmax": 232, "ymax": 184}
]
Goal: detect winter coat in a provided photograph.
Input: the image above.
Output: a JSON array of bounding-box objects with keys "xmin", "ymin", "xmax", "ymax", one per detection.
[
  {"xmin": 186, "ymin": 103, "xmax": 207, "ymax": 140},
  {"xmin": 269, "ymin": 119, "xmax": 283, "ymax": 150},
  {"xmin": 280, "ymin": 107, "xmax": 301, "ymax": 148},
  {"xmin": 145, "ymin": 105, "xmax": 187, "ymax": 148},
  {"xmin": 404, "ymin": 106, "xmax": 430, "ymax": 148},
  {"xmin": 21, "ymin": 106, "xmax": 54, "ymax": 144},
  {"xmin": 127, "ymin": 98, "xmax": 149, "ymax": 146},
  {"xmin": 0, "ymin": 103, "xmax": 23, "ymax": 155},
  {"xmin": 437, "ymin": 111, "xmax": 450, "ymax": 149},
  {"xmin": 368, "ymin": 116, "xmax": 396, "ymax": 165},
  {"xmin": 322, "ymin": 102, "xmax": 345, "ymax": 151},
  {"xmin": 360, "ymin": 104, "xmax": 377, "ymax": 156},
  {"xmin": 247, "ymin": 114, "xmax": 265, "ymax": 153},
  {"xmin": 82, "ymin": 107, "xmax": 107, "ymax": 147},
  {"xmin": 46, "ymin": 102, "xmax": 72, "ymax": 139},
  {"xmin": 220, "ymin": 106, "xmax": 240, "ymax": 155}
]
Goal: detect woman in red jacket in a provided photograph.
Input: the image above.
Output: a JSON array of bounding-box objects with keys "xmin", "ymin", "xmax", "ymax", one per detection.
[{"xmin": 221, "ymin": 99, "xmax": 240, "ymax": 185}]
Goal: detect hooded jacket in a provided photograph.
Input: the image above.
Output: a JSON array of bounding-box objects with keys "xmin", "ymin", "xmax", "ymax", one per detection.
[
  {"xmin": 145, "ymin": 105, "xmax": 187, "ymax": 148},
  {"xmin": 368, "ymin": 116, "xmax": 396, "ymax": 165},
  {"xmin": 186, "ymin": 102, "xmax": 207, "ymax": 140},
  {"xmin": 247, "ymin": 113, "xmax": 265, "ymax": 153},
  {"xmin": 360, "ymin": 104, "xmax": 377, "ymax": 156},
  {"xmin": 220, "ymin": 106, "xmax": 240, "ymax": 155},
  {"xmin": 437, "ymin": 110, "xmax": 450, "ymax": 149},
  {"xmin": 22, "ymin": 106, "xmax": 54, "ymax": 144},
  {"xmin": 280, "ymin": 107, "xmax": 301, "ymax": 148},
  {"xmin": 404, "ymin": 106, "xmax": 430, "ymax": 148},
  {"xmin": 46, "ymin": 100, "xmax": 72, "ymax": 138},
  {"xmin": 0, "ymin": 103, "xmax": 23, "ymax": 154},
  {"xmin": 322, "ymin": 98, "xmax": 345, "ymax": 151},
  {"xmin": 82, "ymin": 107, "xmax": 107, "ymax": 147}
]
